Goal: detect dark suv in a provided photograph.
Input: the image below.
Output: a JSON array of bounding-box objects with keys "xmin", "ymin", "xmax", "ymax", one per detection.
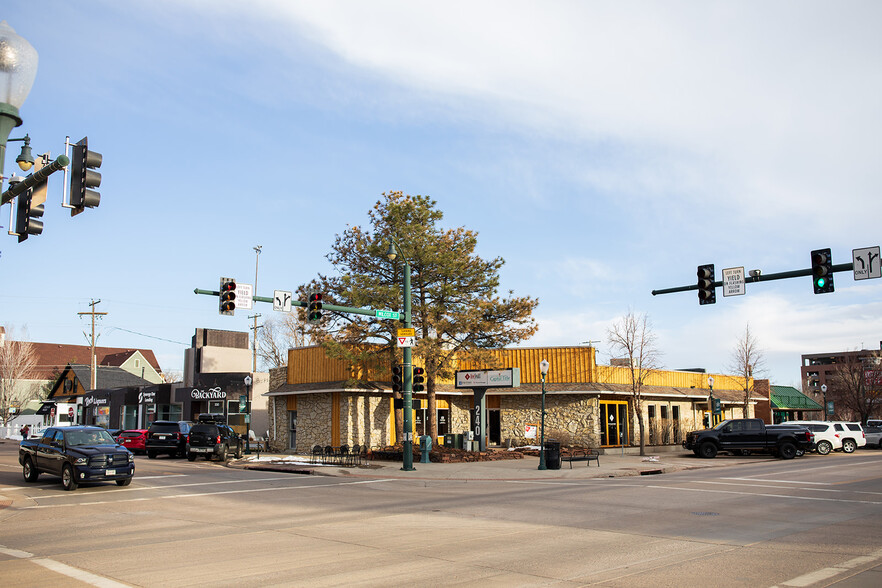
[
  {"xmin": 187, "ymin": 418, "xmax": 243, "ymax": 461},
  {"xmin": 146, "ymin": 420, "xmax": 192, "ymax": 458}
]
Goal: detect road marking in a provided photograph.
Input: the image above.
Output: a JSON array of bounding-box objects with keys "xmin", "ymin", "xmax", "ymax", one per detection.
[
  {"xmin": 644, "ymin": 484, "xmax": 882, "ymax": 505},
  {"xmin": 32, "ymin": 475, "xmax": 299, "ymax": 499},
  {"xmin": 0, "ymin": 545, "xmax": 130, "ymax": 587},
  {"xmin": 19, "ymin": 479, "xmax": 395, "ymax": 509},
  {"xmin": 32, "ymin": 558, "xmax": 130, "ymax": 587},
  {"xmin": 700, "ymin": 481, "xmax": 882, "ymax": 496},
  {"xmin": 721, "ymin": 477, "xmax": 832, "ymax": 485},
  {"xmin": 771, "ymin": 547, "xmax": 882, "ymax": 587}
]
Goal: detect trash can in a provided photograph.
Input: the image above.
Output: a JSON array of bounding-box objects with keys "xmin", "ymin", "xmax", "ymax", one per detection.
[
  {"xmin": 444, "ymin": 434, "xmax": 454, "ymax": 447},
  {"xmin": 454, "ymin": 433, "xmax": 463, "ymax": 449},
  {"xmin": 544, "ymin": 439, "xmax": 561, "ymax": 470}
]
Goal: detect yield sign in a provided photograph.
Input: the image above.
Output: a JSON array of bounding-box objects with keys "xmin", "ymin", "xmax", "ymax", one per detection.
[{"xmin": 397, "ymin": 336, "xmax": 415, "ymax": 348}]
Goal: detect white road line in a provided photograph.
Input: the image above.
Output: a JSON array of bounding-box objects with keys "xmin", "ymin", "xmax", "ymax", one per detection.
[
  {"xmin": 33, "ymin": 476, "xmax": 294, "ymax": 499},
  {"xmin": 0, "ymin": 544, "xmax": 34, "ymax": 558},
  {"xmin": 20, "ymin": 479, "xmax": 395, "ymax": 509},
  {"xmin": 699, "ymin": 481, "xmax": 882, "ymax": 496},
  {"xmin": 32, "ymin": 558, "xmax": 131, "ymax": 587},
  {"xmin": 771, "ymin": 547, "xmax": 882, "ymax": 587},
  {"xmin": 645, "ymin": 484, "xmax": 882, "ymax": 505},
  {"xmin": 721, "ymin": 477, "xmax": 831, "ymax": 485}
]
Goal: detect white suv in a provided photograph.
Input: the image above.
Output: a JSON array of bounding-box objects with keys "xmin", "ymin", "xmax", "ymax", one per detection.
[
  {"xmin": 833, "ymin": 422, "xmax": 866, "ymax": 453},
  {"xmin": 787, "ymin": 421, "xmax": 843, "ymax": 455}
]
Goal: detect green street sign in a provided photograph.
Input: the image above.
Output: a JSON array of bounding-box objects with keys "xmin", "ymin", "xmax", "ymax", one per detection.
[{"xmin": 375, "ymin": 310, "xmax": 400, "ymax": 320}]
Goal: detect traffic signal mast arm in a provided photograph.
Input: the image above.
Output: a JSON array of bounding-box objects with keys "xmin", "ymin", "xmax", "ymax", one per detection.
[
  {"xmin": 1, "ymin": 154, "xmax": 69, "ymax": 206},
  {"xmin": 193, "ymin": 288, "xmax": 408, "ymax": 320},
  {"xmin": 651, "ymin": 263, "xmax": 855, "ymax": 296}
]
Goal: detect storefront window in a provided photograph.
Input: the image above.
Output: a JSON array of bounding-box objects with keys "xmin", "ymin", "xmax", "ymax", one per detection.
[
  {"xmin": 154, "ymin": 404, "xmax": 182, "ymax": 421},
  {"xmin": 121, "ymin": 406, "xmax": 137, "ymax": 430}
]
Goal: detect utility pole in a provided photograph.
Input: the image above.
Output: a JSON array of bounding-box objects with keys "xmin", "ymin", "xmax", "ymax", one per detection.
[
  {"xmin": 78, "ymin": 299, "xmax": 107, "ymax": 390},
  {"xmin": 249, "ymin": 314, "xmax": 262, "ymax": 373}
]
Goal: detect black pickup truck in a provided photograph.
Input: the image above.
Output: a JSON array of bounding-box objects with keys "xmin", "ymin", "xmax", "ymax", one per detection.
[
  {"xmin": 19, "ymin": 426, "xmax": 135, "ymax": 491},
  {"xmin": 683, "ymin": 418, "xmax": 814, "ymax": 459}
]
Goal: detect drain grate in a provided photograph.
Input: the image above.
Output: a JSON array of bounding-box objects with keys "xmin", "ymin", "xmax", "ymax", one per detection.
[{"xmin": 691, "ymin": 511, "xmax": 720, "ymax": 516}]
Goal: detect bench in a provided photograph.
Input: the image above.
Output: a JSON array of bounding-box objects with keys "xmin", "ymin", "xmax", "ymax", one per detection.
[{"xmin": 563, "ymin": 448, "xmax": 600, "ymax": 468}]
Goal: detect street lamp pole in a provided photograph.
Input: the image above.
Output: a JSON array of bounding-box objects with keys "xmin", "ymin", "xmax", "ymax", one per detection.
[
  {"xmin": 387, "ymin": 238, "xmax": 415, "ymax": 471},
  {"xmin": 0, "ymin": 21, "xmax": 39, "ymax": 195},
  {"xmin": 708, "ymin": 376, "xmax": 715, "ymax": 428},
  {"xmin": 821, "ymin": 384, "xmax": 828, "ymax": 421},
  {"xmin": 538, "ymin": 359, "xmax": 549, "ymax": 470},
  {"xmin": 244, "ymin": 375, "xmax": 252, "ymax": 455}
]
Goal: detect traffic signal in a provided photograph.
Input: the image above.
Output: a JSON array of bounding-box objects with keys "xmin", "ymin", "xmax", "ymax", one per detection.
[
  {"xmin": 69, "ymin": 137, "xmax": 102, "ymax": 216},
  {"xmin": 14, "ymin": 184, "xmax": 45, "ymax": 243},
  {"xmin": 392, "ymin": 365, "xmax": 403, "ymax": 394},
  {"xmin": 307, "ymin": 293, "xmax": 323, "ymax": 322},
  {"xmin": 697, "ymin": 264, "xmax": 716, "ymax": 305},
  {"xmin": 811, "ymin": 248, "xmax": 834, "ymax": 294},
  {"xmin": 412, "ymin": 367, "xmax": 425, "ymax": 392},
  {"xmin": 219, "ymin": 277, "xmax": 237, "ymax": 315}
]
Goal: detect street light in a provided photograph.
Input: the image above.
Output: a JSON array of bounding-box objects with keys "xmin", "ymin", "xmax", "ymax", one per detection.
[
  {"xmin": 244, "ymin": 374, "xmax": 252, "ymax": 455},
  {"xmin": 821, "ymin": 384, "xmax": 828, "ymax": 421},
  {"xmin": 0, "ymin": 21, "xmax": 39, "ymax": 192},
  {"xmin": 386, "ymin": 237, "xmax": 415, "ymax": 471},
  {"xmin": 707, "ymin": 376, "xmax": 715, "ymax": 428},
  {"xmin": 538, "ymin": 358, "xmax": 549, "ymax": 470}
]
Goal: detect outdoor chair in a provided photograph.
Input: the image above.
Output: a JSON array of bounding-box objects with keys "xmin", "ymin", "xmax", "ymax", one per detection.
[
  {"xmin": 311, "ymin": 445, "xmax": 323, "ymax": 464},
  {"xmin": 339, "ymin": 444, "xmax": 351, "ymax": 466},
  {"xmin": 324, "ymin": 445, "xmax": 336, "ymax": 465},
  {"xmin": 349, "ymin": 444, "xmax": 361, "ymax": 466}
]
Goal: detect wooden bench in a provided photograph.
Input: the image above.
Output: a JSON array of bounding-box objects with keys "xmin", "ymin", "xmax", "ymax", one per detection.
[{"xmin": 563, "ymin": 448, "xmax": 600, "ymax": 468}]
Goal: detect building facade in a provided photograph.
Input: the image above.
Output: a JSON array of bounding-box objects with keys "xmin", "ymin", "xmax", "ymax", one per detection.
[{"xmin": 268, "ymin": 345, "xmax": 766, "ymax": 453}]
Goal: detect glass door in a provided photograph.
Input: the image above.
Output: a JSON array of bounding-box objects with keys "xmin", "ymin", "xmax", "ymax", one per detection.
[{"xmin": 600, "ymin": 401, "xmax": 630, "ymax": 447}]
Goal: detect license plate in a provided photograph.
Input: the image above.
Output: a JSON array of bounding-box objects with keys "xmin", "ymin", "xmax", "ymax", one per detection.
[
  {"xmin": 192, "ymin": 447, "xmax": 209, "ymax": 452},
  {"xmin": 158, "ymin": 435, "xmax": 167, "ymax": 439},
  {"xmin": 106, "ymin": 469, "xmax": 116, "ymax": 476}
]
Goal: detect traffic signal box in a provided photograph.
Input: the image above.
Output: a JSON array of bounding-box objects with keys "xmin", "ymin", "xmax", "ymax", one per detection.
[
  {"xmin": 307, "ymin": 293, "xmax": 323, "ymax": 321},
  {"xmin": 14, "ymin": 182, "xmax": 45, "ymax": 243},
  {"xmin": 219, "ymin": 278, "xmax": 237, "ymax": 315},
  {"xmin": 70, "ymin": 137, "xmax": 102, "ymax": 216},
  {"xmin": 412, "ymin": 367, "xmax": 425, "ymax": 392},
  {"xmin": 697, "ymin": 264, "xmax": 716, "ymax": 305},
  {"xmin": 811, "ymin": 248, "xmax": 834, "ymax": 294},
  {"xmin": 391, "ymin": 365, "xmax": 403, "ymax": 394}
]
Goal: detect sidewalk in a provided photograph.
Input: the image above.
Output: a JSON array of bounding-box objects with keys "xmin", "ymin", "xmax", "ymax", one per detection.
[{"xmin": 230, "ymin": 450, "xmax": 755, "ymax": 481}]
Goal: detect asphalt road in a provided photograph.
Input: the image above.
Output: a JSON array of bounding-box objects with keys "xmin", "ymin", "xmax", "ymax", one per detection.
[{"xmin": 1, "ymin": 442, "xmax": 881, "ymax": 587}]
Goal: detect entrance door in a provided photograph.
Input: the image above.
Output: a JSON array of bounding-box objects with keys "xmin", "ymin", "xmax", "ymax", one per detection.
[
  {"xmin": 488, "ymin": 409, "xmax": 501, "ymax": 445},
  {"xmin": 600, "ymin": 401, "xmax": 629, "ymax": 447}
]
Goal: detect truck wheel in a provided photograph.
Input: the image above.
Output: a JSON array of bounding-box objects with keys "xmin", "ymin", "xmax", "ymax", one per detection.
[
  {"xmin": 778, "ymin": 442, "xmax": 797, "ymax": 459},
  {"xmin": 187, "ymin": 453, "xmax": 197, "ymax": 462},
  {"xmin": 841, "ymin": 439, "xmax": 856, "ymax": 453},
  {"xmin": 116, "ymin": 477, "xmax": 132, "ymax": 486},
  {"xmin": 62, "ymin": 464, "xmax": 79, "ymax": 491},
  {"xmin": 220, "ymin": 444, "xmax": 229, "ymax": 461},
  {"xmin": 236, "ymin": 444, "xmax": 243, "ymax": 459},
  {"xmin": 22, "ymin": 457, "xmax": 39, "ymax": 482},
  {"xmin": 698, "ymin": 442, "xmax": 718, "ymax": 458},
  {"xmin": 816, "ymin": 440, "xmax": 832, "ymax": 455},
  {"xmin": 147, "ymin": 450, "xmax": 157, "ymax": 459}
]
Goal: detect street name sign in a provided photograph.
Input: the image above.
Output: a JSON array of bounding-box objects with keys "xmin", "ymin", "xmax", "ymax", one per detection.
[
  {"xmin": 852, "ymin": 246, "xmax": 881, "ymax": 280},
  {"xmin": 375, "ymin": 310, "xmax": 400, "ymax": 320},
  {"xmin": 722, "ymin": 266, "xmax": 745, "ymax": 297}
]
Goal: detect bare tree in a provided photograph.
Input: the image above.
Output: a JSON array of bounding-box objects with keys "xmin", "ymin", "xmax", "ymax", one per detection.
[
  {"xmin": 0, "ymin": 325, "xmax": 40, "ymax": 421},
  {"xmin": 257, "ymin": 314, "xmax": 311, "ymax": 370},
  {"xmin": 829, "ymin": 350, "xmax": 882, "ymax": 423},
  {"xmin": 606, "ymin": 311, "xmax": 662, "ymax": 456},
  {"xmin": 726, "ymin": 323, "xmax": 766, "ymax": 418}
]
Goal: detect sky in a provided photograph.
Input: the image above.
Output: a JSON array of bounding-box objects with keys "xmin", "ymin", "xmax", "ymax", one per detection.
[{"xmin": 2, "ymin": 1, "xmax": 881, "ymax": 389}]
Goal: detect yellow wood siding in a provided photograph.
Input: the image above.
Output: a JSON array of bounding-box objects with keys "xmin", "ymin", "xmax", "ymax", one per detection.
[{"xmin": 286, "ymin": 395, "xmax": 297, "ymax": 411}]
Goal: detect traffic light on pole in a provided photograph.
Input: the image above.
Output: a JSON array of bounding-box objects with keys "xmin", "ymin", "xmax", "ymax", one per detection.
[
  {"xmin": 697, "ymin": 264, "xmax": 716, "ymax": 305},
  {"xmin": 307, "ymin": 293, "xmax": 323, "ymax": 322},
  {"xmin": 412, "ymin": 367, "xmax": 425, "ymax": 392},
  {"xmin": 14, "ymin": 184, "xmax": 45, "ymax": 243},
  {"xmin": 69, "ymin": 137, "xmax": 102, "ymax": 216},
  {"xmin": 391, "ymin": 365, "xmax": 403, "ymax": 394},
  {"xmin": 811, "ymin": 248, "xmax": 834, "ymax": 294},
  {"xmin": 219, "ymin": 277, "xmax": 237, "ymax": 315}
]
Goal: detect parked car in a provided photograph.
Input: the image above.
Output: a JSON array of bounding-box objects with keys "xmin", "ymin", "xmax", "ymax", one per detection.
[
  {"xmin": 682, "ymin": 418, "xmax": 814, "ymax": 459},
  {"xmin": 832, "ymin": 422, "xmax": 866, "ymax": 453},
  {"xmin": 19, "ymin": 426, "xmax": 134, "ymax": 491},
  {"xmin": 187, "ymin": 418, "xmax": 243, "ymax": 462},
  {"xmin": 117, "ymin": 429, "xmax": 148, "ymax": 454},
  {"xmin": 784, "ymin": 421, "xmax": 843, "ymax": 455},
  {"xmin": 866, "ymin": 419, "xmax": 882, "ymax": 428},
  {"xmin": 862, "ymin": 426, "xmax": 882, "ymax": 449},
  {"xmin": 146, "ymin": 421, "xmax": 192, "ymax": 458}
]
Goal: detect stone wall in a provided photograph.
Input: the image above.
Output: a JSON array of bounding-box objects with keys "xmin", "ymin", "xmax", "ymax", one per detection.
[
  {"xmin": 340, "ymin": 394, "xmax": 391, "ymax": 449},
  {"xmin": 501, "ymin": 394, "xmax": 599, "ymax": 447},
  {"xmin": 295, "ymin": 393, "xmax": 333, "ymax": 452}
]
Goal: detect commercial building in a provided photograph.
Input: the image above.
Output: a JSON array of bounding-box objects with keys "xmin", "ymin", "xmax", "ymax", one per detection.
[{"xmin": 268, "ymin": 345, "xmax": 767, "ymax": 453}]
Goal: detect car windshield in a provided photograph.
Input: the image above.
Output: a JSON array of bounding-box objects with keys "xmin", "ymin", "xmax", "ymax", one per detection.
[{"xmin": 66, "ymin": 429, "xmax": 116, "ymax": 446}]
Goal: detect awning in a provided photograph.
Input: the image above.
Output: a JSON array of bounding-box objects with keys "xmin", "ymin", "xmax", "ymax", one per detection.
[{"xmin": 35, "ymin": 402, "xmax": 56, "ymax": 415}]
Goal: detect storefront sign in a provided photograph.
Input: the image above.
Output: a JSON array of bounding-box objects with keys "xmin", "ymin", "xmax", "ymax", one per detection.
[
  {"xmin": 138, "ymin": 390, "xmax": 157, "ymax": 404},
  {"xmin": 190, "ymin": 387, "xmax": 227, "ymax": 400},
  {"xmin": 455, "ymin": 368, "xmax": 521, "ymax": 388},
  {"xmin": 525, "ymin": 424, "xmax": 537, "ymax": 439},
  {"xmin": 84, "ymin": 396, "xmax": 109, "ymax": 407}
]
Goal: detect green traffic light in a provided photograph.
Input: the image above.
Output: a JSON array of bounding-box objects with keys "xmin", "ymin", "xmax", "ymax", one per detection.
[{"xmin": 816, "ymin": 277, "xmax": 826, "ymax": 288}]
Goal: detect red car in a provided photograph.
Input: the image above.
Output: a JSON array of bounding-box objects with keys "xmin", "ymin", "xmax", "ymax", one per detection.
[{"xmin": 117, "ymin": 429, "xmax": 148, "ymax": 454}]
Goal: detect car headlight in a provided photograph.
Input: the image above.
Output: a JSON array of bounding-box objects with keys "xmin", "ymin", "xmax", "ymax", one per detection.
[
  {"xmin": 74, "ymin": 457, "xmax": 88, "ymax": 466},
  {"xmin": 128, "ymin": 452, "xmax": 134, "ymax": 463}
]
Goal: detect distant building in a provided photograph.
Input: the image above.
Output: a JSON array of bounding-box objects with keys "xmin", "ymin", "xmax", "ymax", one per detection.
[{"xmin": 801, "ymin": 346, "xmax": 882, "ymax": 402}]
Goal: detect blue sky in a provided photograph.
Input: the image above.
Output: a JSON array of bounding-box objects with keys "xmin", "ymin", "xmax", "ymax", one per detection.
[{"xmin": 2, "ymin": 1, "xmax": 881, "ymax": 387}]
